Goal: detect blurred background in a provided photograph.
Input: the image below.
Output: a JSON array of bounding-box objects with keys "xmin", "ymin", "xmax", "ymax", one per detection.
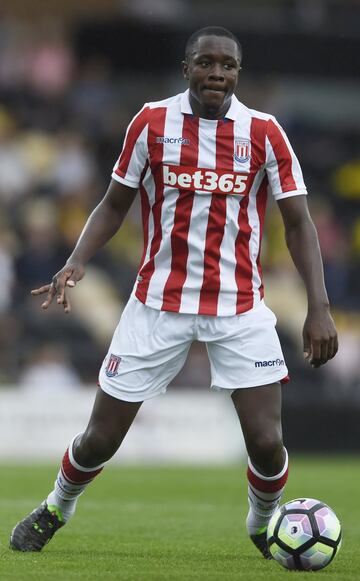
[{"xmin": 0, "ymin": 0, "xmax": 359, "ymax": 460}]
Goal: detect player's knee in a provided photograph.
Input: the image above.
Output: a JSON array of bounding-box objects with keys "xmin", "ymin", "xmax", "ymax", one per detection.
[{"xmin": 247, "ymin": 432, "xmax": 284, "ymax": 476}]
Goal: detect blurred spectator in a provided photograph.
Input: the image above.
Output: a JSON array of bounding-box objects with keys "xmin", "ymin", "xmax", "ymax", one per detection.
[
  {"xmin": 50, "ymin": 132, "xmax": 97, "ymax": 195},
  {"xmin": 0, "ymin": 224, "xmax": 15, "ymax": 314},
  {"xmin": 25, "ymin": 31, "xmax": 74, "ymax": 97},
  {"xmin": 294, "ymin": 0, "xmax": 327, "ymax": 31},
  {"xmin": 67, "ymin": 265, "xmax": 123, "ymax": 346},
  {"xmin": 14, "ymin": 199, "xmax": 69, "ymax": 302},
  {"xmin": 333, "ymin": 158, "xmax": 360, "ymax": 201},
  {"xmin": 18, "ymin": 344, "xmax": 81, "ymax": 392},
  {"xmin": 68, "ymin": 57, "xmax": 117, "ymax": 138},
  {"xmin": 322, "ymin": 312, "xmax": 360, "ymax": 399},
  {"xmin": 311, "ymin": 199, "xmax": 350, "ymax": 307},
  {"xmin": 123, "ymin": 0, "xmax": 188, "ymax": 23},
  {"xmin": 0, "ymin": 109, "xmax": 32, "ymax": 203},
  {"xmin": 0, "ymin": 19, "xmax": 28, "ymax": 90}
]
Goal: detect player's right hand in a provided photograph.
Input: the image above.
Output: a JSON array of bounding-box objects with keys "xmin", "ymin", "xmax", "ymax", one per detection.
[{"xmin": 31, "ymin": 262, "xmax": 85, "ymax": 314}]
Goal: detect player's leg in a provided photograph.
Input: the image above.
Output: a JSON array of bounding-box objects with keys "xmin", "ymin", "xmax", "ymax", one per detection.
[
  {"xmin": 10, "ymin": 297, "xmax": 194, "ymax": 551},
  {"xmin": 203, "ymin": 302, "xmax": 289, "ymax": 558},
  {"xmin": 10, "ymin": 391, "xmax": 141, "ymax": 552},
  {"xmin": 47, "ymin": 390, "xmax": 142, "ymax": 521},
  {"xmin": 232, "ymin": 382, "xmax": 285, "ymax": 474},
  {"xmin": 231, "ymin": 383, "xmax": 288, "ymax": 558},
  {"xmin": 75, "ymin": 389, "xmax": 143, "ymax": 466}
]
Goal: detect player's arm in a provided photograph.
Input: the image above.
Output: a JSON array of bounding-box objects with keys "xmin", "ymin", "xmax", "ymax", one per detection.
[
  {"xmin": 277, "ymin": 194, "xmax": 338, "ymax": 367},
  {"xmin": 31, "ymin": 180, "xmax": 137, "ymax": 313}
]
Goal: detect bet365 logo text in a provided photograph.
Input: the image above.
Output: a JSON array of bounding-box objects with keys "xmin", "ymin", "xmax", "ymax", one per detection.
[{"xmin": 162, "ymin": 164, "xmax": 249, "ymax": 195}]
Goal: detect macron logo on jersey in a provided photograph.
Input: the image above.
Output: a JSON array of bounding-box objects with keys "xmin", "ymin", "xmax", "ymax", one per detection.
[
  {"xmin": 156, "ymin": 136, "xmax": 190, "ymax": 145},
  {"xmin": 162, "ymin": 164, "xmax": 249, "ymax": 195}
]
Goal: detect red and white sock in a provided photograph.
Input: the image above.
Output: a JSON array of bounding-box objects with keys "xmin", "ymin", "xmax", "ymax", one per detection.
[
  {"xmin": 246, "ymin": 448, "xmax": 289, "ymax": 536},
  {"xmin": 46, "ymin": 434, "xmax": 105, "ymax": 522}
]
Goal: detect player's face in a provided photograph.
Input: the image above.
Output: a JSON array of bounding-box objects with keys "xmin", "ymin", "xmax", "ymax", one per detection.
[{"xmin": 182, "ymin": 35, "xmax": 241, "ymax": 120}]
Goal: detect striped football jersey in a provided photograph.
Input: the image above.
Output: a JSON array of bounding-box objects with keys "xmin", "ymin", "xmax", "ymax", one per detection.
[{"xmin": 112, "ymin": 90, "xmax": 307, "ymax": 316}]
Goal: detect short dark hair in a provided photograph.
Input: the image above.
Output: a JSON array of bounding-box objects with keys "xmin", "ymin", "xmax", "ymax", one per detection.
[{"xmin": 185, "ymin": 26, "xmax": 242, "ymax": 61}]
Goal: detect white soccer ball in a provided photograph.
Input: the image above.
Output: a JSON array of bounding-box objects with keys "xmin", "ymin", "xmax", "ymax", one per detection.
[{"xmin": 267, "ymin": 498, "xmax": 342, "ymax": 571}]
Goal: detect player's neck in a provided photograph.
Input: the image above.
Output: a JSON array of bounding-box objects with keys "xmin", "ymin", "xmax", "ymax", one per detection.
[{"xmin": 189, "ymin": 96, "xmax": 231, "ymax": 120}]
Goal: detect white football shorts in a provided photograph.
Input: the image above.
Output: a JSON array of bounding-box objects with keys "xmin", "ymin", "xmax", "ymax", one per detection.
[{"xmin": 98, "ymin": 296, "xmax": 288, "ymax": 402}]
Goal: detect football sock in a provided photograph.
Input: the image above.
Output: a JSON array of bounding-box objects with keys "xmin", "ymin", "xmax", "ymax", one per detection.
[
  {"xmin": 246, "ymin": 447, "xmax": 289, "ymax": 536},
  {"xmin": 46, "ymin": 434, "xmax": 105, "ymax": 522}
]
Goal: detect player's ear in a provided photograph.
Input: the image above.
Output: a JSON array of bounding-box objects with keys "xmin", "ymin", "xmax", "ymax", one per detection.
[{"xmin": 182, "ymin": 60, "xmax": 189, "ymax": 81}]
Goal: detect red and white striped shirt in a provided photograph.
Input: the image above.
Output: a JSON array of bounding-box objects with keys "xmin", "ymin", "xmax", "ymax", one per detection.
[{"xmin": 112, "ymin": 90, "xmax": 307, "ymax": 316}]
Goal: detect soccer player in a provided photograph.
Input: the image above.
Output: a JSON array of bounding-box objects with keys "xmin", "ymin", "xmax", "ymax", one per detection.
[{"xmin": 10, "ymin": 27, "xmax": 338, "ymax": 558}]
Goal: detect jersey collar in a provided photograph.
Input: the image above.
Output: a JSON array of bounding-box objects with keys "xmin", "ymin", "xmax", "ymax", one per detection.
[{"xmin": 180, "ymin": 89, "xmax": 244, "ymax": 121}]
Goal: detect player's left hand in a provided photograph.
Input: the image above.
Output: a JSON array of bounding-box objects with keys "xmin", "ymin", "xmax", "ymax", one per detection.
[{"xmin": 302, "ymin": 307, "xmax": 338, "ymax": 368}]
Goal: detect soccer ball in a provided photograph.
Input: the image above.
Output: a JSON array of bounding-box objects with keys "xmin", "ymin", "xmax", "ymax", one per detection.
[{"xmin": 267, "ymin": 498, "xmax": 342, "ymax": 571}]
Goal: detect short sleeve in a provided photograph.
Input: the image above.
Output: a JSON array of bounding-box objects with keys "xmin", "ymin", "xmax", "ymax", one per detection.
[
  {"xmin": 265, "ymin": 117, "xmax": 307, "ymax": 200},
  {"xmin": 112, "ymin": 105, "xmax": 149, "ymax": 189}
]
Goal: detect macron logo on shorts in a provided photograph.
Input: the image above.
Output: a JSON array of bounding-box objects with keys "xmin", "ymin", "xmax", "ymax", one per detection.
[
  {"xmin": 255, "ymin": 358, "xmax": 285, "ymax": 368},
  {"xmin": 105, "ymin": 354, "xmax": 122, "ymax": 377}
]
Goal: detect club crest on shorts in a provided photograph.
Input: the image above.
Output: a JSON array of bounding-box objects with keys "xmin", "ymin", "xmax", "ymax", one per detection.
[
  {"xmin": 105, "ymin": 354, "xmax": 122, "ymax": 377},
  {"xmin": 234, "ymin": 139, "xmax": 251, "ymax": 163}
]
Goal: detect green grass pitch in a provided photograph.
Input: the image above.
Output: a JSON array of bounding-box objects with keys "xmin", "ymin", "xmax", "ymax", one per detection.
[{"xmin": 1, "ymin": 457, "xmax": 359, "ymax": 580}]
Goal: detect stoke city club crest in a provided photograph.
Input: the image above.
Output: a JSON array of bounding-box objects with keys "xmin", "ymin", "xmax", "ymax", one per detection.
[
  {"xmin": 234, "ymin": 139, "xmax": 251, "ymax": 163},
  {"xmin": 105, "ymin": 354, "xmax": 122, "ymax": 377}
]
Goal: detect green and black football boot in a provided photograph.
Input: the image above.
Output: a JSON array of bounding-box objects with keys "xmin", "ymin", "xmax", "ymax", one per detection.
[
  {"xmin": 10, "ymin": 501, "xmax": 64, "ymax": 552},
  {"xmin": 250, "ymin": 527, "xmax": 273, "ymax": 559}
]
